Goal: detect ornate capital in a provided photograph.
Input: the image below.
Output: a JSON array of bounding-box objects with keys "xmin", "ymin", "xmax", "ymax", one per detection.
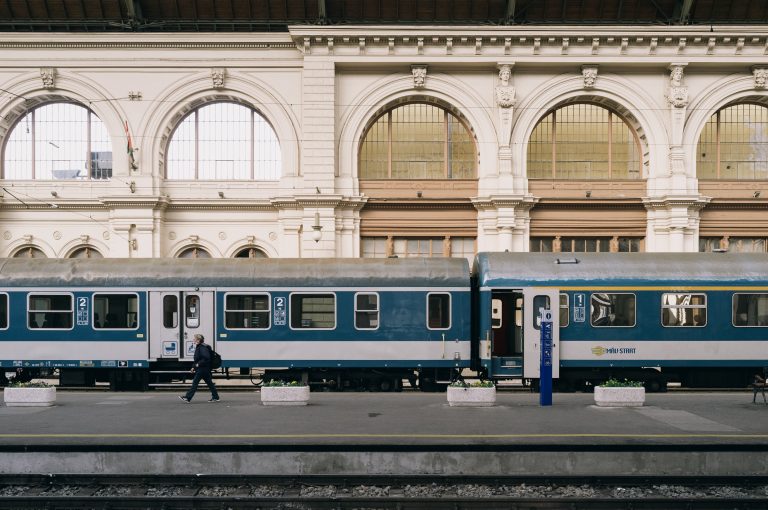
[
  {"xmin": 581, "ymin": 65, "xmax": 598, "ymax": 88},
  {"xmin": 753, "ymin": 66, "xmax": 768, "ymax": 89},
  {"xmin": 411, "ymin": 64, "xmax": 427, "ymax": 88},
  {"xmin": 40, "ymin": 67, "xmax": 55, "ymax": 89},
  {"xmin": 211, "ymin": 68, "xmax": 226, "ymax": 89}
]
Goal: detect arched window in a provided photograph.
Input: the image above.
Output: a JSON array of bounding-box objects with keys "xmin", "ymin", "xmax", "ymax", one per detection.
[
  {"xmin": 177, "ymin": 247, "xmax": 211, "ymax": 258},
  {"xmin": 3, "ymin": 103, "xmax": 111, "ymax": 180},
  {"xmin": 234, "ymin": 247, "xmax": 268, "ymax": 258},
  {"xmin": 12, "ymin": 246, "xmax": 46, "ymax": 258},
  {"xmin": 166, "ymin": 102, "xmax": 280, "ymax": 180},
  {"xmin": 68, "ymin": 246, "xmax": 103, "ymax": 259},
  {"xmin": 697, "ymin": 103, "xmax": 768, "ymax": 179},
  {"xmin": 528, "ymin": 103, "xmax": 641, "ymax": 179},
  {"xmin": 359, "ymin": 103, "xmax": 476, "ymax": 179}
]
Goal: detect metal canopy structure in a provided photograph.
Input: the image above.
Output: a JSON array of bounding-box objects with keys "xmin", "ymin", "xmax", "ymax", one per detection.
[{"xmin": 0, "ymin": 0, "xmax": 766, "ymax": 32}]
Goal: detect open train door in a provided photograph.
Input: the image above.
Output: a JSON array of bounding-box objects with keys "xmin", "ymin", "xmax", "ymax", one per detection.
[
  {"xmin": 522, "ymin": 288, "xmax": 560, "ymax": 380},
  {"xmin": 149, "ymin": 291, "xmax": 215, "ymax": 361}
]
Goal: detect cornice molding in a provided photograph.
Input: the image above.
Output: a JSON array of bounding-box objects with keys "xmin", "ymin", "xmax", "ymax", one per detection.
[
  {"xmin": 642, "ymin": 195, "xmax": 711, "ymax": 211},
  {"xmin": 270, "ymin": 195, "xmax": 368, "ymax": 211},
  {"xmin": 290, "ymin": 25, "xmax": 768, "ymax": 60},
  {"xmin": 471, "ymin": 194, "xmax": 538, "ymax": 211},
  {"xmin": 0, "ymin": 33, "xmax": 295, "ymax": 49},
  {"xmin": 365, "ymin": 198, "xmax": 473, "ymax": 210}
]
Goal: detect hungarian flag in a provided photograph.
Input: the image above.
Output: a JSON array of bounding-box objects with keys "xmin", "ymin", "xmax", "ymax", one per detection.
[{"xmin": 125, "ymin": 120, "xmax": 138, "ymax": 170}]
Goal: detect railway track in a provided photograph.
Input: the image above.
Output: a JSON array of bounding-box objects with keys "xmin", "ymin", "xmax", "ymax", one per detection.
[{"xmin": 0, "ymin": 475, "xmax": 766, "ymax": 509}]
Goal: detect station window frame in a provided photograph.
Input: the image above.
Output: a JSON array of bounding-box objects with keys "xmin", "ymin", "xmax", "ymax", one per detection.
[
  {"xmin": 660, "ymin": 293, "xmax": 707, "ymax": 328},
  {"xmin": 354, "ymin": 292, "xmax": 380, "ymax": 331},
  {"xmin": 27, "ymin": 292, "xmax": 74, "ymax": 330},
  {"xmin": 732, "ymin": 293, "xmax": 768, "ymax": 327},
  {"xmin": 590, "ymin": 293, "xmax": 637, "ymax": 328},
  {"xmin": 289, "ymin": 292, "xmax": 337, "ymax": 330},
  {"xmin": 92, "ymin": 292, "xmax": 139, "ymax": 330},
  {"xmin": 0, "ymin": 293, "xmax": 8, "ymax": 330},
  {"xmin": 427, "ymin": 292, "xmax": 452, "ymax": 330},
  {"xmin": 224, "ymin": 292, "xmax": 271, "ymax": 330}
]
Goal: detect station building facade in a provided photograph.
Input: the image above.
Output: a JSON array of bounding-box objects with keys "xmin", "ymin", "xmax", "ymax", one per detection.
[{"xmin": 1, "ymin": 26, "xmax": 767, "ymax": 259}]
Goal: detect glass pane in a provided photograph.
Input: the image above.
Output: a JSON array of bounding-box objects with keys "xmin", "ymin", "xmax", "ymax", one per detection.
[
  {"xmin": 661, "ymin": 293, "xmax": 707, "ymax": 327},
  {"xmin": 186, "ymin": 295, "xmax": 200, "ymax": 328},
  {"xmin": 733, "ymin": 294, "xmax": 768, "ymax": 326},
  {"xmin": 0, "ymin": 294, "xmax": 7, "ymax": 329},
  {"xmin": 699, "ymin": 104, "xmax": 768, "ymax": 179},
  {"xmin": 93, "ymin": 294, "xmax": 138, "ymax": 329},
  {"xmin": 225, "ymin": 294, "xmax": 270, "ymax": 329},
  {"xmin": 163, "ymin": 295, "xmax": 178, "ymax": 328},
  {"xmin": 559, "ymin": 294, "xmax": 569, "ymax": 327},
  {"xmin": 291, "ymin": 294, "xmax": 335, "ymax": 329},
  {"xmin": 167, "ymin": 102, "xmax": 280, "ymax": 180},
  {"xmin": 428, "ymin": 293, "xmax": 450, "ymax": 329},
  {"xmin": 4, "ymin": 103, "xmax": 112, "ymax": 180},
  {"xmin": 28, "ymin": 294, "xmax": 72, "ymax": 329},
  {"xmin": 591, "ymin": 293, "xmax": 636, "ymax": 327}
]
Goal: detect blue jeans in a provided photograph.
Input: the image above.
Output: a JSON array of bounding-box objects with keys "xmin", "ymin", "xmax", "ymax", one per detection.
[{"xmin": 184, "ymin": 368, "xmax": 219, "ymax": 401}]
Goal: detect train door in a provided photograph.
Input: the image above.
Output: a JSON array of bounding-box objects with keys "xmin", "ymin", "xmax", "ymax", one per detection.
[
  {"xmin": 522, "ymin": 288, "xmax": 560, "ymax": 379},
  {"xmin": 148, "ymin": 291, "xmax": 214, "ymax": 361},
  {"xmin": 489, "ymin": 291, "xmax": 524, "ymax": 377}
]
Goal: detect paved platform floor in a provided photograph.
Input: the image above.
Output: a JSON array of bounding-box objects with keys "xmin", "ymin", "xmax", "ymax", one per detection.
[{"xmin": 1, "ymin": 391, "xmax": 766, "ymax": 447}]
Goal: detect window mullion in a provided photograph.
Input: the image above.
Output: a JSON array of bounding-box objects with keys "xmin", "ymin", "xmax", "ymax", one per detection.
[
  {"xmin": 608, "ymin": 111, "xmax": 612, "ymax": 179},
  {"xmin": 716, "ymin": 111, "xmax": 721, "ymax": 179},
  {"xmin": 194, "ymin": 111, "xmax": 199, "ymax": 180},
  {"xmin": 387, "ymin": 111, "xmax": 392, "ymax": 179},
  {"xmin": 551, "ymin": 110, "xmax": 557, "ymax": 179}
]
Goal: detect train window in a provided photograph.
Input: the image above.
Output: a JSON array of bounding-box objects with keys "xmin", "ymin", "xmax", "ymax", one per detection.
[
  {"xmin": 427, "ymin": 293, "xmax": 451, "ymax": 330},
  {"xmin": 186, "ymin": 295, "xmax": 200, "ymax": 328},
  {"xmin": 732, "ymin": 294, "xmax": 768, "ymax": 327},
  {"xmin": 290, "ymin": 293, "xmax": 336, "ymax": 329},
  {"xmin": 0, "ymin": 294, "xmax": 7, "ymax": 329},
  {"xmin": 532, "ymin": 295, "xmax": 550, "ymax": 330},
  {"xmin": 355, "ymin": 293, "xmax": 379, "ymax": 330},
  {"xmin": 225, "ymin": 293, "xmax": 270, "ymax": 329},
  {"xmin": 27, "ymin": 294, "xmax": 73, "ymax": 329},
  {"xmin": 163, "ymin": 295, "xmax": 178, "ymax": 328},
  {"xmin": 661, "ymin": 293, "xmax": 706, "ymax": 327},
  {"xmin": 590, "ymin": 293, "xmax": 636, "ymax": 327},
  {"xmin": 560, "ymin": 294, "xmax": 569, "ymax": 328},
  {"xmin": 93, "ymin": 294, "xmax": 138, "ymax": 329},
  {"xmin": 491, "ymin": 298, "xmax": 502, "ymax": 328}
]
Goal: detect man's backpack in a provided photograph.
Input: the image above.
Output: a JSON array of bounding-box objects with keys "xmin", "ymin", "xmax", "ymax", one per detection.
[{"xmin": 208, "ymin": 345, "xmax": 222, "ymax": 370}]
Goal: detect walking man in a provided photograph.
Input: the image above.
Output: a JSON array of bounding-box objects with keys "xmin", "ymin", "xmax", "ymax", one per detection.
[{"xmin": 179, "ymin": 334, "xmax": 220, "ymax": 403}]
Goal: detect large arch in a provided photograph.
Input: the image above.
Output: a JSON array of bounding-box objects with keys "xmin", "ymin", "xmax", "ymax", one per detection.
[
  {"xmin": 0, "ymin": 71, "xmax": 130, "ymax": 177},
  {"xmin": 512, "ymin": 74, "xmax": 667, "ymax": 184},
  {"xmin": 338, "ymin": 72, "xmax": 497, "ymax": 191},
  {"xmin": 141, "ymin": 70, "xmax": 300, "ymax": 181},
  {"xmin": 683, "ymin": 74, "xmax": 768, "ymax": 175}
]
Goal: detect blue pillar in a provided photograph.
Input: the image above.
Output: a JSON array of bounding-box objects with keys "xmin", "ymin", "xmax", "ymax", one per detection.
[{"xmin": 540, "ymin": 309, "xmax": 553, "ymax": 406}]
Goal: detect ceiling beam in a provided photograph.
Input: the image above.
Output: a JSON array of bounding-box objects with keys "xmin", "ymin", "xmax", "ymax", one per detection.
[
  {"xmin": 679, "ymin": 0, "xmax": 694, "ymax": 23},
  {"xmin": 505, "ymin": 0, "xmax": 516, "ymax": 22}
]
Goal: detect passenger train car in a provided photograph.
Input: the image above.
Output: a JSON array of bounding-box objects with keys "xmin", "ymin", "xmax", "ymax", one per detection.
[
  {"xmin": 0, "ymin": 257, "xmax": 471, "ymax": 391},
  {"xmin": 476, "ymin": 252, "xmax": 768, "ymax": 390},
  {"xmin": 0, "ymin": 253, "xmax": 765, "ymax": 391}
]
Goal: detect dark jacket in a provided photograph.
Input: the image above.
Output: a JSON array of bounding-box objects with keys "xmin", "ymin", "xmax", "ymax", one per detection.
[{"xmin": 193, "ymin": 343, "xmax": 212, "ymax": 370}]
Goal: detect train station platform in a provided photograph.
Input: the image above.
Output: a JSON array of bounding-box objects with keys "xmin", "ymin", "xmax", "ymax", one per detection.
[{"xmin": 1, "ymin": 390, "xmax": 767, "ymax": 477}]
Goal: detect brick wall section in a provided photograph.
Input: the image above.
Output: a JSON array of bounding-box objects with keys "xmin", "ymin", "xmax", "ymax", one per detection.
[{"xmin": 301, "ymin": 60, "xmax": 336, "ymax": 191}]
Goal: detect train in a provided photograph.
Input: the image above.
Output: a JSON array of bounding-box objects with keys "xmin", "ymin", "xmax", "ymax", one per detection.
[{"xmin": 0, "ymin": 252, "xmax": 766, "ymax": 391}]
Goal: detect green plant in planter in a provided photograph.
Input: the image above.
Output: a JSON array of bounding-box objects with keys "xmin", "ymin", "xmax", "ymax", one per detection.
[
  {"xmin": 8, "ymin": 380, "xmax": 51, "ymax": 388},
  {"xmin": 449, "ymin": 379, "xmax": 495, "ymax": 388},
  {"xmin": 262, "ymin": 380, "xmax": 306, "ymax": 387},
  {"xmin": 601, "ymin": 377, "xmax": 643, "ymax": 388}
]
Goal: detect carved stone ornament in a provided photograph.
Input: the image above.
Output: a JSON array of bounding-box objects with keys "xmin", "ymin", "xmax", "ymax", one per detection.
[
  {"xmin": 211, "ymin": 68, "xmax": 226, "ymax": 89},
  {"xmin": 40, "ymin": 68, "xmax": 56, "ymax": 89},
  {"xmin": 666, "ymin": 64, "xmax": 688, "ymax": 107},
  {"xmin": 495, "ymin": 64, "xmax": 515, "ymax": 107},
  {"xmin": 754, "ymin": 67, "xmax": 768, "ymax": 89},
  {"xmin": 666, "ymin": 86, "xmax": 689, "ymax": 108},
  {"xmin": 581, "ymin": 65, "xmax": 598, "ymax": 88},
  {"xmin": 411, "ymin": 65, "xmax": 427, "ymax": 88}
]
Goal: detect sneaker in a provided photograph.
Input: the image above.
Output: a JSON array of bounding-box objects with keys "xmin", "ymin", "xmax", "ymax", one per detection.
[
  {"xmin": 179, "ymin": 396, "xmax": 190, "ymax": 403},
  {"xmin": 208, "ymin": 398, "xmax": 220, "ymax": 402}
]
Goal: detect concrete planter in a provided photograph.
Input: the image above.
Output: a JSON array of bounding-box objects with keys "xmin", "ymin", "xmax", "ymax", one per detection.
[
  {"xmin": 594, "ymin": 386, "xmax": 645, "ymax": 407},
  {"xmin": 447, "ymin": 386, "xmax": 496, "ymax": 407},
  {"xmin": 260, "ymin": 385, "xmax": 310, "ymax": 406},
  {"xmin": 3, "ymin": 386, "xmax": 56, "ymax": 407}
]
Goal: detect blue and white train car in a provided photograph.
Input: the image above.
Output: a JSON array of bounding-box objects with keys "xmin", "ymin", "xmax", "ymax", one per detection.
[
  {"xmin": 0, "ymin": 257, "xmax": 471, "ymax": 390},
  {"xmin": 474, "ymin": 252, "xmax": 768, "ymax": 391}
]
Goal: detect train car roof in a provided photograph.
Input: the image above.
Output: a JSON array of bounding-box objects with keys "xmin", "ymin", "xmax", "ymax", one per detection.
[
  {"xmin": 0, "ymin": 257, "xmax": 470, "ymax": 288},
  {"xmin": 474, "ymin": 252, "xmax": 768, "ymax": 286}
]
